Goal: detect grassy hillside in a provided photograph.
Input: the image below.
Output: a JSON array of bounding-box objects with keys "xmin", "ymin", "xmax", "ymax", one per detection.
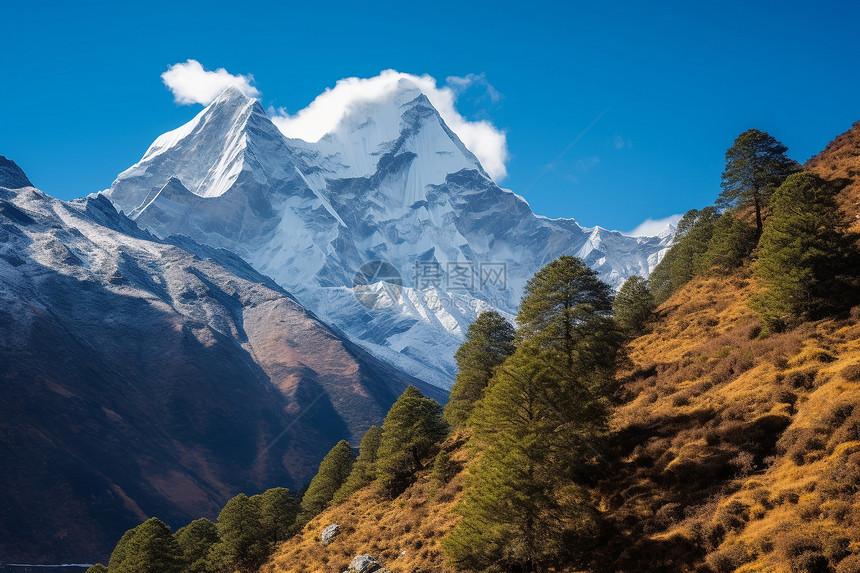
[
  {"xmin": 264, "ymin": 270, "xmax": 860, "ymax": 573},
  {"xmin": 263, "ymin": 271, "xmax": 859, "ymax": 573},
  {"xmin": 259, "ymin": 123, "xmax": 860, "ymax": 573},
  {"xmin": 263, "ymin": 433, "xmax": 469, "ymax": 573},
  {"xmin": 603, "ymin": 271, "xmax": 860, "ymax": 572},
  {"xmin": 807, "ymin": 120, "xmax": 860, "ymax": 235}
]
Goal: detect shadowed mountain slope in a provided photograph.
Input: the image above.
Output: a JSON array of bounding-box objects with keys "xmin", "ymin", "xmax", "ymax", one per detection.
[{"xmin": 0, "ymin": 158, "xmax": 441, "ymax": 563}]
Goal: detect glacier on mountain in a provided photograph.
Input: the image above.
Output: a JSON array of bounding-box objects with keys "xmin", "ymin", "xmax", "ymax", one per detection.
[{"xmin": 103, "ymin": 81, "xmax": 673, "ymax": 387}]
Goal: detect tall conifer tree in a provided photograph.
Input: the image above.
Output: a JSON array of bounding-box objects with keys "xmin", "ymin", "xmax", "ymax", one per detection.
[
  {"xmin": 208, "ymin": 494, "xmax": 268, "ymax": 573},
  {"xmin": 174, "ymin": 518, "xmax": 218, "ymax": 573},
  {"xmin": 332, "ymin": 425, "xmax": 383, "ymax": 504},
  {"xmin": 752, "ymin": 172, "xmax": 858, "ymax": 329},
  {"xmin": 445, "ymin": 256, "xmax": 619, "ymax": 572},
  {"xmin": 297, "ymin": 440, "xmax": 355, "ymax": 524},
  {"xmin": 444, "ymin": 311, "xmax": 515, "ymax": 427},
  {"xmin": 108, "ymin": 518, "xmax": 183, "ymax": 573},
  {"xmin": 613, "ymin": 276, "xmax": 655, "ymax": 337},
  {"xmin": 718, "ymin": 129, "xmax": 799, "ymax": 236},
  {"xmin": 376, "ymin": 386, "xmax": 447, "ymax": 496}
]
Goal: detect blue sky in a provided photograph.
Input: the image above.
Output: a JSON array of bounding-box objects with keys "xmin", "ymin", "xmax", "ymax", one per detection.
[{"xmin": 2, "ymin": 0, "xmax": 859, "ymax": 233}]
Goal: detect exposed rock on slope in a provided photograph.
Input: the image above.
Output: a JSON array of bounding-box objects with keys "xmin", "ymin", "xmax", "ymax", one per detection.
[{"xmin": 262, "ymin": 433, "xmax": 468, "ymax": 573}]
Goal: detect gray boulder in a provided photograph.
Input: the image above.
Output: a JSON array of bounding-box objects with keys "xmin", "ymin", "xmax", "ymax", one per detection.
[
  {"xmin": 346, "ymin": 554, "xmax": 387, "ymax": 573},
  {"xmin": 321, "ymin": 523, "xmax": 340, "ymax": 545}
]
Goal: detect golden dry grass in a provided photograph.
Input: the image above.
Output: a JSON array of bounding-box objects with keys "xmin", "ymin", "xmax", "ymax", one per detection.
[
  {"xmin": 262, "ymin": 433, "xmax": 469, "ymax": 573},
  {"xmin": 605, "ymin": 268, "xmax": 860, "ymax": 572},
  {"xmin": 258, "ymin": 130, "xmax": 860, "ymax": 570},
  {"xmin": 807, "ymin": 119, "xmax": 860, "ymax": 236},
  {"xmin": 262, "ymin": 268, "xmax": 860, "ymax": 572}
]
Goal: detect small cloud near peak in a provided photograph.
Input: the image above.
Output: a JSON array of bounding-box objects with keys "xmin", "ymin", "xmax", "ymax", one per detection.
[
  {"xmin": 270, "ymin": 70, "xmax": 509, "ymax": 181},
  {"xmin": 162, "ymin": 60, "xmax": 260, "ymax": 105},
  {"xmin": 623, "ymin": 214, "xmax": 682, "ymax": 237}
]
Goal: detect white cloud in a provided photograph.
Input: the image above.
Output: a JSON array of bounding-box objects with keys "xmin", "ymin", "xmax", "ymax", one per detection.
[
  {"xmin": 574, "ymin": 156, "xmax": 600, "ymax": 171},
  {"xmin": 445, "ymin": 72, "xmax": 501, "ymax": 103},
  {"xmin": 613, "ymin": 134, "xmax": 633, "ymax": 149},
  {"xmin": 161, "ymin": 60, "xmax": 260, "ymax": 105},
  {"xmin": 270, "ymin": 70, "xmax": 509, "ymax": 181},
  {"xmin": 624, "ymin": 214, "xmax": 682, "ymax": 237}
]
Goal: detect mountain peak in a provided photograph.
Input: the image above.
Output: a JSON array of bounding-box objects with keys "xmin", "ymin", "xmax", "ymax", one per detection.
[
  {"xmin": 388, "ymin": 77, "xmax": 426, "ymax": 103},
  {"xmin": 106, "ymin": 82, "xmax": 291, "ymax": 211},
  {"xmin": 212, "ymin": 84, "xmax": 258, "ymax": 103},
  {"xmin": 200, "ymin": 85, "xmax": 261, "ymax": 124},
  {"xmin": 0, "ymin": 156, "xmax": 34, "ymax": 190},
  {"xmin": 313, "ymin": 85, "xmax": 481, "ymax": 182}
]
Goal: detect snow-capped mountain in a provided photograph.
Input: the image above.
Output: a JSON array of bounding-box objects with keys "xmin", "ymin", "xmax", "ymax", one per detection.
[
  {"xmin": 104, "ymin": 81, "xmax": 673, "ymax": 386},
  {"xmin": 0, "ymin": 156, "xmax": 439, "ymax": 563}
]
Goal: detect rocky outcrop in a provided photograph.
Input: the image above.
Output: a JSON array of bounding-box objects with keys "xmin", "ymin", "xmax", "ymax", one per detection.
[
  {"xmin": 320, "ymin": 523, "xmax": 340, "ymax": 546},
  {"xmin": 345, "ymin": 554, "xmax": 388, "ymax": 573},
  {"xmin": 0, "ymin": 156, "xmax": 33, "ymax": 189}
]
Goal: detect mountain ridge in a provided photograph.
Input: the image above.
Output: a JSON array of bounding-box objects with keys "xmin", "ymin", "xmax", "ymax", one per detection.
[
  {"xmin": 103, "ymin": 86, "xmax": 673, "ymax": 387},
  {"xmin": 0, "ymin": 158, "xmax": 441, "ymax": 563}
]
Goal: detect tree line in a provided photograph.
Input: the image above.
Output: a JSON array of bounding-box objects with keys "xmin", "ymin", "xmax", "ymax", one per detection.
[
  {"xmin": 442, "ymin": 256, "xmax": 622, "ymax": 572},
  {"xmin": 90, "ymin": 254, "xmax": 623, "ymax": 573},
  {"xmin": 88, "ymin": 382, "xmax": 448, "ymax": 572},
  {"xmin": 89, "ymin": 127, "xmax": 859, "ymax": 573},
  {"xmin": 647, "ymin": 128, "xmax": 858, "ymax": 331}
]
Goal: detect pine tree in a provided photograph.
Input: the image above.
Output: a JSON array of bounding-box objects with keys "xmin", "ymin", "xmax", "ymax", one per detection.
[
  {"xmin": 445, "ymin": 347, "xmax": 599, "ymax": 571},
  {"xmin": 297, "ymin": 440, "xmax": 355, "ymax": 523},
  {"xmin": 444, "ymin": 311, "xmax": 515, "ymax": 427},
  {"xmin": 332, "ymin": 425, "xmax": 382, "ymax": 504},
  {"xmin": 257, "ymin": 487, "xmax": 299, "ymax": 549},
  {"xmin": 649, "ymin": 208, "xmax": 718, "ymax": 303},
  {"xmin": 718, "ymin": 129, "xmax": 799, "ymax": 236},
  {"xmin": 86, "ymin": 565, "xmax": 107, "ymax": 573},
  {"xmin": 752, "ymin": 172, "xmax": 858, "ymax": 330},
  {"xmin": 444, "ymin": 256, "xmax": 619, "ymax": 571},
  {"xmin": 108, "ymin": 517, "xmax": 183, "ymax": 573},
  {"xmin": 107, "ymin": 526, "xmax": 136, "ymax": 572},
  {"xmin": 671, "ymin": 207, "xmax": 718, "ymax": 286},
  {"xmin": 208, "ymin": 493, "xmax": 268, "ymax": 573},
  {"xmin": 376, "ymin": 386, "xmax": 448, "ymax": 496},
  {"xmin": 174, "ymin": 518, "xmax": 218, "ymax": 573},
  {"xmin": 701, "ymin": 212, "xmax": 758, "ymax": 272},
  {"xmin": 613, "ymin": 276, "xmax": 655, "ymax": 337},
  {"xmin": 647, "ymin": 243, "xmax": 676, "ymax": 305},
  {"xmin": 430, "ymin": 449, "xmax": 454, "ymax": 485},
  {"xmin": 516, "ymin": 255, "xmax": 619, "ymax": 377}
]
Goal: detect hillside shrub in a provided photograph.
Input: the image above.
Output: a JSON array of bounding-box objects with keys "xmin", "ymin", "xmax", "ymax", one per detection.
[{"xmin": 706, "ymin": 543, "xmax": 753, "ymax": 573}]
